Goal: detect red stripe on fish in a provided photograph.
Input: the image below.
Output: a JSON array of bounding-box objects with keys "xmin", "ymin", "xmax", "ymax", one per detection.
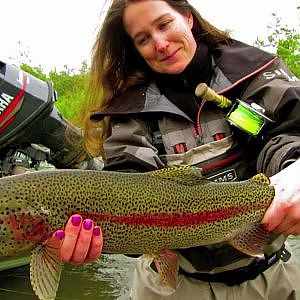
[{"xmin": 82, "ymin": 204, "xmax": 267, "ymax": 228}]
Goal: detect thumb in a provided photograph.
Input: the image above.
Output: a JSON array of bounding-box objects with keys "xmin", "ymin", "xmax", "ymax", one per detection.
[{"xmin": 261, "ymin": 200, "xmax": 287, "ymax": 231}]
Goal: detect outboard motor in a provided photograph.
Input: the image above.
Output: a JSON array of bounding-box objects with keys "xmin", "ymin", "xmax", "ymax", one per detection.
[{"xmin": 0, "ymin": 60, "xmax": 101, "ymax": 176}]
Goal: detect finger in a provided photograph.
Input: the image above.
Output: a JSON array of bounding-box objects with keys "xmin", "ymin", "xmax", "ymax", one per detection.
[
  {"xmin": 261, "ymin": 200, "xmax": 287, "ymax": 231},
  {"xmin": 54, "ymin": 230, "xmax": 65, "ymax": 241},
  {"xmin": 45, "ymin": 230, "xmax": 65, "ymax": 257},
  {"xmin": 87, "ymin": 226, "xmax": 103, "ymax": 261},
  {"xmin": 272, "ymin": 216, "xmax": 298, "ymax": 235},
  {"xmin": 272, "ymin": 203, "xmax": 300, "ymax": 235},
  {"xmin": 60, "ymin": 214, "xmax": 82, "ymax": 263},
  {"xmin": 281, "ymin": 223, "xmax": 300, "ymax": 236},
  {"xmin": 71, "ymin": 219, "xmax": 94, "ymax": 264}
]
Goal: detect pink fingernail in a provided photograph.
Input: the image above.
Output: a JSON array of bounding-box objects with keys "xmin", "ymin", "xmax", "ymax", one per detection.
[
  {"xmin": 71, "ymin": 215, "xmax": 81, "ymax": 226},
  {"xmin": 93, "ymin": 226, "xmax": 101, "ymax": 236},
  {"xmin": 55, "ymin": 230, "xmax": 65, "ymax": 240},
  {"xmin": 83, "ymin": 219, "xmax": 93, "ymax": 230}
]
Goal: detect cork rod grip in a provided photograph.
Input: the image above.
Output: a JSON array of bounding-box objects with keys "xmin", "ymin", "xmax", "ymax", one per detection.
[{"xmin": 195, "ymin": 83, "xmax": 232, "ymax": 108}]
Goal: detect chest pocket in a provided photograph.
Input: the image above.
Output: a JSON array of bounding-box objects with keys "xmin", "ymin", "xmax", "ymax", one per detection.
[
  {"xmin": 155, "ymin": 108, "xmax": 241, "ymax": 169},
  {"xmin": 157, "ymin": 108, "xmax": 232, "ymax": 155},
  {"xmin": 199, "ymin": 108, "xmax": 232, "ymax": 144}
]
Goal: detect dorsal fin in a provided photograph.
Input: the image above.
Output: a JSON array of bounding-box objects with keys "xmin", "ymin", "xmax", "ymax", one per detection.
[
  {"xmin": 250, "ymin": 173, "xmax": 271, "ymax": 186},
  {"xmin": 149, "ymin": 166, "xmax": 208, "ymax": 186}
]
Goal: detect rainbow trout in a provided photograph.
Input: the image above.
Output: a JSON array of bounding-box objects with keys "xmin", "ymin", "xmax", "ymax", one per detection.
[{"xmin": 0, "ymin": 166, "xmax": 275, "ymax": 299}]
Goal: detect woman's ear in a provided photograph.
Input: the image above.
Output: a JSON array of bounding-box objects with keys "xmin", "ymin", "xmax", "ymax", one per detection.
[{"xmin": 186, "ymin": 13, "xmax": 194, "ymax": 29}]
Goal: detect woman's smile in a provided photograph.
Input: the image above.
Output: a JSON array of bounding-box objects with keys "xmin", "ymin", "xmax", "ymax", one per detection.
[
  {"xmin": 159, "ymin": 48, "xmax": 182, "ymax": 62},
  {"xmin": 123, "ymin": 0, "xmax": 196, "ymax": 74}
]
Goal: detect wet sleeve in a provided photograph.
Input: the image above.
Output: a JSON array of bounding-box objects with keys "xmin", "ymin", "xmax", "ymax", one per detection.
[
  {"xmin": 241, "ymin": 58, "xmax": 300, "ymax": 176},
  {"xmin": 256, "ymin": 134, "xmax": 300, "ymax": 176},
  {"xmin": 254, "ymin": 64, "xmax": 300, "ymax": 176},
  {"xmin": 103, "ymin": 116, "xmax": 165, "ymax": 172}
]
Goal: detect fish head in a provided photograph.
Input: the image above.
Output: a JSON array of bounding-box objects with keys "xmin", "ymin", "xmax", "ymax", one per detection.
[
  {"xmin": 0, "ymin": 211, "xmax": 52, "ymax": 257},
  {"xmin": 0, "ymin": 181, "xmax": 51, "ymax": 257}
]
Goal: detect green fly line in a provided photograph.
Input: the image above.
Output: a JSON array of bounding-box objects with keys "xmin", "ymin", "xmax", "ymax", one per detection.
[{"xmin": 227, "ymin": 103, "xmax": 265, "ymax": 135}]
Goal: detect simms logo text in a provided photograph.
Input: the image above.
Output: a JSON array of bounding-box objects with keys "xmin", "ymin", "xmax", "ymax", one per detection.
[{"xmin": 263, "ymin": 68, "xmax": 299, "ymax": 82}]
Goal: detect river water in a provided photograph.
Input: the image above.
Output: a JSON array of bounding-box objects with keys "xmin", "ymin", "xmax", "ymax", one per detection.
[{"xmin": 0, "ymin": 237, "xmax": 299, "ymax": 300}]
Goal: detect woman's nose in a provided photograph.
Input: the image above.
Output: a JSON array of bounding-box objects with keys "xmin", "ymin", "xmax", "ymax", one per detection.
[{"xmin": 153, "ymin": 34, "xmax": 169, "ymax": 52}]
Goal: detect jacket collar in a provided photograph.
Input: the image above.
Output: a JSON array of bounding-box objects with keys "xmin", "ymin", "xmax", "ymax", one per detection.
[
  {"xmin": 210, "ymin": 40, "xmax": 276, "ymax": 92},
  {"xmin": 91, "ymin": 40, "xmax": 276, "ymax": 121},
  {"xmin": 90, "ymin": 82, "xmax": 193, "ymax": 122}
]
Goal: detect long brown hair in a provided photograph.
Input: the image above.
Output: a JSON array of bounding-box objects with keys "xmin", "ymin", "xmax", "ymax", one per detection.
[{"xmin": 82, "ymin": 0, "xmax": 231, "ymax": 157}]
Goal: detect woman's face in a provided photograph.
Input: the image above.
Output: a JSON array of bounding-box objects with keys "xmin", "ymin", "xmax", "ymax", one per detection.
[{"xmin": 123, "ymin": 0, "xmax": 197, "ymax": 74}]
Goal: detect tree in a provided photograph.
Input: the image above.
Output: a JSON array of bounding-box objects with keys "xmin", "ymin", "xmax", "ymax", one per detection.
[
  {"xmin": 255, "ymin": 7, "xmax": 300, "ymax": 77},
  {"xmin": 21, "ymin": 62, "xmax": 88, "ymax": 125}
]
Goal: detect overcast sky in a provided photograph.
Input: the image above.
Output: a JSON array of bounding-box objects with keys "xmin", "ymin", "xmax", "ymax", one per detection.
[{"xmin": 0, "ymin": 0, "xmax": 299, "ymax": 73}]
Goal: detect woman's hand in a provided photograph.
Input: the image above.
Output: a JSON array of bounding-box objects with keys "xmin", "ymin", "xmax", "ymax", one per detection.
[
  {"xmin": 53, "ymin": 214, "xmax": 103, "ymax": 264},
  {"xmin": 262, "ymin": 160, "xmax": 300, "ymax": 236}
]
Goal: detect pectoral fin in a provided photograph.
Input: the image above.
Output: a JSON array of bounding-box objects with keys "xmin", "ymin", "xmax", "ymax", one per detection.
[
  {"xmin": 30, "ymin": 238, "xmax": 62, "ymax": 300},
  {"xmin": 229, "ymin": 223, "xmax": 269, "ymax": 257},
  {"xmin": 152, "ymin": 249, "xmax": 179, "ymax": 290}
]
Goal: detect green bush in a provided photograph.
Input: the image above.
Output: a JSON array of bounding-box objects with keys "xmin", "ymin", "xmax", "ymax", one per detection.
[
  {"xmin": 21, "ymin": 62, "xmax": 89, "ymax": 125},
  {"xmin": 49, "ymin": 63, "xmax": 89, "ymax": 124},
  {"xmin": 255, "ymin": 8, "xmax": 300, "ymax": 77}
]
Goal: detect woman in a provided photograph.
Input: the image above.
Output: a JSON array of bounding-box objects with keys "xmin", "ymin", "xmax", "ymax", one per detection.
[{"xmin": 55, "ymin": 0, "xmax": 300, "ymax": 299}]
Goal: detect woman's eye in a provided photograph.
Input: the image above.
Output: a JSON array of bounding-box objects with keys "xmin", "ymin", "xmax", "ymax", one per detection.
[
  {"xmin": 159, "ymin": 20, "xmax": 171, "ymax": 30},
  {"xmin": 137, "ymin": 36, "xmax": 148, "ymax": 46}
]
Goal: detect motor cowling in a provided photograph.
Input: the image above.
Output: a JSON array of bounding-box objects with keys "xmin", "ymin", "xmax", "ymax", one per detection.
[{"xmin": 0, "ymin": 60, "xmax": 94, "ymax": 173}]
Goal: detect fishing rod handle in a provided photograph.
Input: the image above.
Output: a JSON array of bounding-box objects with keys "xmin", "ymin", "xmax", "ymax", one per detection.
[{"xmin": 195, "ymin": 83, "xmax": 232, "ymax": 108}]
